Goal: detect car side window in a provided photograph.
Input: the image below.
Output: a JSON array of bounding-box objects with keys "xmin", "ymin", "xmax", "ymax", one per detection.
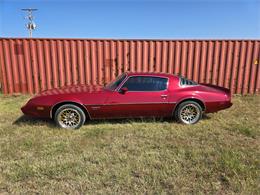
[
  {"xmin": 180, "ymin": 77, "xmax": 197, "ymax": 86},
  {"xmin": 122, "ymin": 76, "xmax": 168, "ymax": 91}
]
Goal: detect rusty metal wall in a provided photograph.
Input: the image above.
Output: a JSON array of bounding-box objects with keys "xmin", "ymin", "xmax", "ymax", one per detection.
[{"xmin": 0, "ymin": 38, "xmax": 259, "ymax": 95}]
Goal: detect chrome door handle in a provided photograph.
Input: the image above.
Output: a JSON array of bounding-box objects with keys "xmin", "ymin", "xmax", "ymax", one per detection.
[{"xmin": 161, "ymin": 94, "xmax": 168, "ymax": 98}]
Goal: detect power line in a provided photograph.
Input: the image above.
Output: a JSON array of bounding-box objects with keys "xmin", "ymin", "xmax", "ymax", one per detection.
[{"xmin": 21, "ymin": 8, "xmax": 38, "ymax": 38}]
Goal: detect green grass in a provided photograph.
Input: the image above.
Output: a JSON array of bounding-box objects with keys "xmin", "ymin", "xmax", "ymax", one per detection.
[{"xmin": 0, "ymin": 94, "xmax": 259, "ymax": 194}]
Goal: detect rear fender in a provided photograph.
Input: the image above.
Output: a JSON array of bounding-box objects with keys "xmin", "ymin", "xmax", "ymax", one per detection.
[{"xmin": 172, "ymin": 95, "xmax": 206, "ymax": 114}]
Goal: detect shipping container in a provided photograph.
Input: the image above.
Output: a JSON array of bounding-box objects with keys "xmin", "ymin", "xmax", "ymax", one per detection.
[{"xmin": 0, "ymin": 38, "xmax": 259, "ymax": 95}]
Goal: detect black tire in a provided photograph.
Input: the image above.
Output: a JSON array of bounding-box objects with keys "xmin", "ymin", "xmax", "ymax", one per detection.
[
  {"xmin": 54, "ymin": 104, "xmax": 86, "ymax": 129},
  {"xmin": 175, "ymin": 101, "xmax": 202, "ymax": 124}
]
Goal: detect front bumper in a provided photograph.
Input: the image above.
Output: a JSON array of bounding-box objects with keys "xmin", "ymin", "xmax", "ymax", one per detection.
[{"xmin": 21, "ymin": 102, "xmax": 51, "ymax": 118}]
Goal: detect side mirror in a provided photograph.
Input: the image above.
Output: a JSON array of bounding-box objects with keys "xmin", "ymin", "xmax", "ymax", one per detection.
[{"xmin": 120, "ymin": 87, "xmax": 128, "ymax": 94}]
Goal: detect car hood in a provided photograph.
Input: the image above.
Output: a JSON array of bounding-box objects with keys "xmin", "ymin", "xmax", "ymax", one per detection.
[{"xmin": 38, "ymin": 85, "xmax": 105, "ymax": 96}]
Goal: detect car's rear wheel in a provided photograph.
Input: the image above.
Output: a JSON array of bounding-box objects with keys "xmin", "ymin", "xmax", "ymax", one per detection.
[
  {"xmin": 176, "ymin": 101, "xmax": 202, "ymax": 124},
  {"xmin": 54, "ymin": 104, "xmax": 86, "ymax": 129}
]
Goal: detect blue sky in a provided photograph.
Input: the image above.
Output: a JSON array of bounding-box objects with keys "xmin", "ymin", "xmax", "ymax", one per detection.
[{"xmin": 0, "ymin": 0, "xmax": 260, "ymax": 39}]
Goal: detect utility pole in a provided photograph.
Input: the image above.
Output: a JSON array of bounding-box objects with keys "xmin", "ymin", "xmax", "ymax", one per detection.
[{"xmin": 21, "ymin": 8, "xmax": 38, "ymax": 38}]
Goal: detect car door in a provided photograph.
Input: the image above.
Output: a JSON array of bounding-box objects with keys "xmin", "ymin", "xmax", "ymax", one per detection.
[{"xmin": 103, "ymin": 76, "xmax": 173, "ymax": 118}]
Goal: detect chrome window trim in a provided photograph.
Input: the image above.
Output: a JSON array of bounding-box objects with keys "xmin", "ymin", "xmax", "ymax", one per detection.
[
  {"xmin": 116, "ymin": 75, "xmax": 169, "ymax": 92},
  {"xmin": 115, "ymin": 73, "xmax": 129, "ymax": 91},
  {"xmin": 105, "ymin": 73, "xmax": 127, "ymax": 91}
]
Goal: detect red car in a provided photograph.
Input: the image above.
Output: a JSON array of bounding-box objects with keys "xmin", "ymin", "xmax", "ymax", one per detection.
[{"xmin": 21, "ymin": 72, "xmax": 232, "ymax": 129}]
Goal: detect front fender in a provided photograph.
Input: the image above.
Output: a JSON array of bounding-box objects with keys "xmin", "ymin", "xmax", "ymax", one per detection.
[{"xmin": 49, "ymin": 97, "xmax": 87, "ymax": 118}]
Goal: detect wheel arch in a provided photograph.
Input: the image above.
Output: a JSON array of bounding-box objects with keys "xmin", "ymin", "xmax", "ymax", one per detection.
[
  {"xmin": 50, "ymin": 101, "xmax": 91, "ymax": 120},
  {"xmin": 173, "ymin": 98, "xmax": 206, "ymax": 115}
]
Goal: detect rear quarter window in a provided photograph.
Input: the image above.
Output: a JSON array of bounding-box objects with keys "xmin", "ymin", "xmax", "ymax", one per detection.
[{"xmin": 180, "ymin": 77, "xmax": 198, "ymax": 86}]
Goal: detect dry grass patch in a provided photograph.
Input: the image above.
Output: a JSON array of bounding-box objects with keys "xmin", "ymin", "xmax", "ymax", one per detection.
[{"xmin": 0, "ymin": 94, "xmax": 259, "ymax": 194}]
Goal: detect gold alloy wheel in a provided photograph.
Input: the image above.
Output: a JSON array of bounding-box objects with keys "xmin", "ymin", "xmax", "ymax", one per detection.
[
  {"xmin": 179, "ymin": 103, "xmax": 200, "ymax": 124},
  {"xmin": 57, "ymin": 108, "xmax": 81, "ymax": 128}
]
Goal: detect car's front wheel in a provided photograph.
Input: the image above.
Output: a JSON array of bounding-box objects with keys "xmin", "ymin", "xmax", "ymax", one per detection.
[
  {"xmin": 176, "ymin": 101, "xmax": 202, "ymax": 124},
  {"xmin": 54, "ymin": 104, "xmax": 86, "ymax": 129}
]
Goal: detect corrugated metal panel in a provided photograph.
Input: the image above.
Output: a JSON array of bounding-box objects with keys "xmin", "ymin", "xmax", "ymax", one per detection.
[{"xmin": 0, "ymin": 38, "xmax": 259, "ymax": 95}]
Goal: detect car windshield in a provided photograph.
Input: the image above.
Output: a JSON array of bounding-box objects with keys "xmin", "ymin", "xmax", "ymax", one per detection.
[{"xmin": 104, "ymin": 73, "xmax": 127, "ymax": 91}]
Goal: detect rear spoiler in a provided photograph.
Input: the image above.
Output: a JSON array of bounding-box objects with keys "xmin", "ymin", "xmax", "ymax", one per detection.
[{"xmin": 200, "ymin": 83, "xmax": 231, "ymax": 94}]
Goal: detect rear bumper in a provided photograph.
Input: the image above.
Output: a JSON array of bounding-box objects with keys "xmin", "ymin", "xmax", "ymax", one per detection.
[
  {"xmin": 226, "ymin": 102, "xmax": 233, "ymax": 108},
  {"xmin": 205, "ymin": 101, "xmax": 233, "ymax": 113}
]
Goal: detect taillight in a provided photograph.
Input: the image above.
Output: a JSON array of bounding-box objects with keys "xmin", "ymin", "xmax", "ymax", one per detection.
[{"xmin": 225, "ymin": 92, "xmax": 231, "ymax": 101}]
